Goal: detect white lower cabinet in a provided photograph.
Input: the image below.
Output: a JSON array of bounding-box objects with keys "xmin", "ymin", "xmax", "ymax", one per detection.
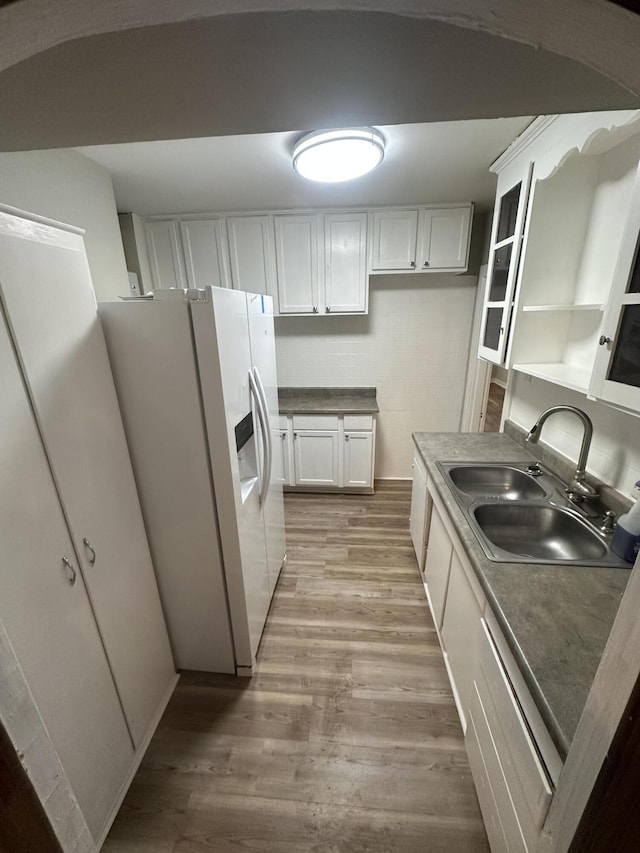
[
  {"xmin": 283, "ymin": 413, "xmax": 376, "ymax": 491},
  {"xmin": 410, "ymin": 453, "xmax": 430, "ymax": 570},
  {"xmin": 0, "ymin": 209, "xmax": 176, "ymax": 846},
  {"xmin": 293, "ymin": 422, "xmax": 340, "ymax": 487},
  {"xmin": 419, "ymin": 465, "xmax": 559, "ymax": 853}
]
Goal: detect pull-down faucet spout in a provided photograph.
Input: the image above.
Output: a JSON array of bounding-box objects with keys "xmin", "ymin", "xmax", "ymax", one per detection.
[{"xmin": 526, "ymin": 405, "xmax": 599, "ymax": 502}]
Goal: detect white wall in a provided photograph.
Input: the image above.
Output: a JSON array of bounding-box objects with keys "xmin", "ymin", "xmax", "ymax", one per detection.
[
  {"xmin": 0, "ymin": 149, "xmax": 129, "ymax": 300},
  {"xmin": 275, "ymin": 274, "xmax": 477, "ymax": 479},
  {"xmin": 507, "ymin": 372, "xmax": 640, "ymax": 497}
]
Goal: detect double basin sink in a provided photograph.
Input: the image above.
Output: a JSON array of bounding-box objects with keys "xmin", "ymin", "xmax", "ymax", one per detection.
[{"xmin": 437, "ymin": 461, "xmax": 629, "ymax": 567}]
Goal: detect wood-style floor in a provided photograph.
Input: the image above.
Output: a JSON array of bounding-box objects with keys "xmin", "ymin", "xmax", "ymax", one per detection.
[{"xmin": 103, "ymin": 482, "xmax": 489, "ymax": 852}]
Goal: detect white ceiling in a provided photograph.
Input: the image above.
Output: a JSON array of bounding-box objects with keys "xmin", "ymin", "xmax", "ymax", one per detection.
[{"xmin": 77, "ymin": 117, "xmax": 532, "ymax": 216}]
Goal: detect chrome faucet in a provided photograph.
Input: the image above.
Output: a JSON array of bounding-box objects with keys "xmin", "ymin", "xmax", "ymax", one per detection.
[{"xmin": 526, "ymin": 406, "xmax": 599, "ymax": 502}]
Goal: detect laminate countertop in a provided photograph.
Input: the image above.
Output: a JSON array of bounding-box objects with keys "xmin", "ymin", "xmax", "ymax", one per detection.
[
  {"xmin": 278, "ymin": 387, "xmax": 379, "ymax": 415},
  {"xmin": 412, "ymin": 429, "xmax": 629, "ymax": 759}
]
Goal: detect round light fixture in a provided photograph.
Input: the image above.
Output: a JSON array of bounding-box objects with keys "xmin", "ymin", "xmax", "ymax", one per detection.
[{"xmin": 292, "ymin": 127, "xmax": 385, "ymax": 183}]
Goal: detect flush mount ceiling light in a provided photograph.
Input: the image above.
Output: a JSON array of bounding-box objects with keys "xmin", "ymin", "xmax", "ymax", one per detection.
[{"xmin": 292, "ymin": 127, "xmax": 385, "ymax": 183}]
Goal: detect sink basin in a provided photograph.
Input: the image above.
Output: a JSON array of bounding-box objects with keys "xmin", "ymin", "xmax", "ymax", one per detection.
[
  {"xmin": 447, "ymin": 465, "xmax": 546, "ymax": 500},
  {"xmin": 473, "ymin": 503, "xmax": 608, "ymax": 562}
]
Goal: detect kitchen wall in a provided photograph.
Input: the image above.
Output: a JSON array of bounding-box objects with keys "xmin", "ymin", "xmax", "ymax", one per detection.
[
  {"xmin": 0, "ymin": 149, "xmax": 129, "ymax": 300},
  {"xmin": 275, "ymin": 274, "xmax": 477, "ymax": 478},
  {"xmin": 506, "ymin": 372, "xmax": 640, "ymax": 497}
]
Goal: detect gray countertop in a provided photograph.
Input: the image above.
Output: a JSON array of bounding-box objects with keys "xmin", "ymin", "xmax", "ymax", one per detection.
[
  {"xmin": 278, "ymin": 387, "xmax": 379, "ymax": 415},
  {"xmin": 412, "ymin": 430, "xmax": 629, "ymax": 759}
]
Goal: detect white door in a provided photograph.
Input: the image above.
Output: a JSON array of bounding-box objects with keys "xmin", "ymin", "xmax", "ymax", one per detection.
[
  {"xmin": 180, "ymin": 219, "xmax": 231, "ymax": 289},
  {"xmin": 324, "ymin": 212, "xmax": 368, "ymax": 313},
  {"xmin": 0, "ymin": 211, "xmax": 176, "ymax": 747},
  {"xmin": 294, "ymin": 431, "xmax": 340, "ymax": 486},
  {"xmin": 0, "ymin": 302, "xmax": 133, "ymax": 841},
  {"xmin": 419, "ymin": 206, "xmax": 472, "ymax": 271},
  {"xmin": 145, "ymin": 220, "xmax": 186, "ymax": 289},
  {"xmin": 247, "ymin": 292, "xmax": 286, "ymax": 596},
  {"xmin": 227, "ymin": 215, "xmax": 273, "ymax": 295},
  {"xmin": 274, "ymin": 214, "xmax": 320, "ymax": 314},
  {"xmin": 371, "ymin": 209, "xmax": 419, "ymax": 271},
  {"xmin": 343, "ymin": 431, "xmax": 373, "ymax": 488},
  {"xmin": 409, "ymin": 455, "xmax": 429, "ymax": 569}
]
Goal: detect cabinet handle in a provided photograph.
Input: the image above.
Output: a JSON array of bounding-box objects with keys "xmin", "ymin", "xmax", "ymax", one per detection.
[
  {"xmin": 294, "ymin": 432, "xmax": 297, "ymax": 439},
  {"xmin": 423, "ymin": 261, "xmax": 429, "ymax": 268},
  {"xmin": 281, "ymin": 431, "xmax": 287, "ymax": 439},
  {"xmin": 345, "ymin": 434, "xmax": 350, "ymax": 441},
  {"xmin": 599, "ymin": 335, "xmax": 612, "ymax": 346},
  {"xmin": 409, "ymin": 260, "xmax": 415, "ymax": 268},
  {"xmin": 325, "ymin": 306, "xmax": 331, "ymax": 313},
  {"xmin": 61, "ymin": 556, "xmax": 77, "ymax": 586},
  {"xmin": 312, "ymin": 306, "xmax": 318, "ymax": 313},
  {"xmin": 82, "ymin": 537, "xmax": 96, "ymax": 565}
]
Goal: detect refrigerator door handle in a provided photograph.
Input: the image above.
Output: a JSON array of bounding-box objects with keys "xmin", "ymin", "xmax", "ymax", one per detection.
[
  {"xmin": 248, "ymin": 369, "xmax": 270, "ymax": 504},
  {"xmin": 253, "ymin": 366, "xmax": 273, "ymax": 503}
]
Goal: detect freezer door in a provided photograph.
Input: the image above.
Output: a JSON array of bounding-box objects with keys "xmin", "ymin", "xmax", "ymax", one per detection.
[
  {"xmin": 192, "ymin": 288, "xmax": 271, "ymax": 668},
  {"xmin": 247, "ymin": 293, "xmax": 287, "ymax": 596}
]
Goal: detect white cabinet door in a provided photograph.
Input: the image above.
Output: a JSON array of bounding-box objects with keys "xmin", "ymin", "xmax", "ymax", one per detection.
[
  {"xmin": 371, "ymin": 209, "xmax": 419, "ymax": 271},
  {"xmin": 145, "ymin": 220, "xmax": 186, "ymax": 289},
  {"xmin": 180, "ymin": 219, "xmax": 230, "ymax": 289},
  {"xmin": 227, "ymin": 215, "xmax": 274, "ymax": 296},
  {"xmin": 441, "ymin": 551, "xmax": 483, "ymax": 730},
  {"xmin": 274, "ymin": 214, "xmax": 320, "ymax": 314},
  {"xmin": 324, "ymin": 212, "xmax": 368, "ymax": 313},
  {"xmin": 294, "ymin": 431, "xmax": 339, "ymax": 486},
  {"xmin": 419, "ymin": 206, "xmax": 472, "ymax": 271},
  {"xmin": 423, "ymin": 502, "xmax": 453, "ymax": 630},
  {"xmin": 0, "ymin": 213, "xmax": 175, "ymax": 748},
  {"xmin": 409, "ymin": 454, "xmax": 429, "ymax": 570},
  {"xmin": 343, "ymin": 431, "xmax": 374, "ymax": 488},
  {"xmin": 0, "ymin": 302, "xmax": 133, "ymax": 841}
]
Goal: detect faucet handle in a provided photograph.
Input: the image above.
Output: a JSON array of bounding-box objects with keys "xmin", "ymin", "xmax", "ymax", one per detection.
[{"xmin": 599, "ymin": 510, "xmax": 616, "ymax": 534}]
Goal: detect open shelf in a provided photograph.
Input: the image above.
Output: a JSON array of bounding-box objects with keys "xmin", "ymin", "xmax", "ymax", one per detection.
[
  {"xmin": 521, "ymin": 303, "xmax": 605, "ymax": 313},
  {"xmin": 512, "ymin": 362, "xmax": 591, "ymax": 394}
]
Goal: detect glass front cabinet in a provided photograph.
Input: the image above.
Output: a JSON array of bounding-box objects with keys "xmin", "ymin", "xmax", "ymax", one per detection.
[
  {"xmin": 477, "ymin": 165, "xmax": 533, "ymax": 364},
  {"xmin": 590, "ymin": 167, "xmax": 640, "ymax": 412}
]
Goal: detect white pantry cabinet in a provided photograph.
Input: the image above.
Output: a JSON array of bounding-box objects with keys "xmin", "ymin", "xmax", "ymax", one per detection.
[
  {"xmin": 370, "ymin": 204, "xmax": 473, "ymax": 274},
  {"xmin": 0, "ymin": 208, "xmax": 176, "ymax": 845}
]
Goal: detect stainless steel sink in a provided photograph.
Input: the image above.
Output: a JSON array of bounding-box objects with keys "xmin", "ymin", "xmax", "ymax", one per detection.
[
  {"xmin": 447, "ymin": 465, "xmax": 547, "ymax": 500},
  {"xmin": 436, "ymin": 460, "xmax": 629, "ymax": 567},
  {"xmin": 473, "ymin": 503, "xmax": 608, "ymax": 562}
]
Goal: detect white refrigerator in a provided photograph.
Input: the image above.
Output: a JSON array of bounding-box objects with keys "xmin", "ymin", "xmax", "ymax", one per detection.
[{"xmin": 99, "ymin": 286, "xmax": 286, "ymax": 675}]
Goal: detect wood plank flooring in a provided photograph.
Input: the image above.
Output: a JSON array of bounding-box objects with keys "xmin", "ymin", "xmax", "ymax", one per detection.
[{"xmin": 103, "ymin": 482, "xmax": 489, "ymax": 852}]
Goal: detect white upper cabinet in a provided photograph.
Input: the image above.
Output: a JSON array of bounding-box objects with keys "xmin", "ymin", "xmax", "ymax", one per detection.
[
  {"xmin": 145, "ymin": 220, "xmax": 186, "ymax": 289},
  {"xmin": 371, "ymin": 208, "xmax": 419, "ymax": 271},
  {"xmin": 227, "ymin": 215, "xmax": 274, "ymax": 295},
  {"xmin": 419, "ymin": 206, "xmax": 473, "ymax": 272},
  {"xmin": 324, "ymin": 212, "xmax": 368, "ymax": 313},
  {"xmin": 274, "ymin": 213, "xmax": 320, "ymax": 313},
  {"xmin": 180, "ymin": 218, "xmax": 231, "ymax": 289},
  {"xmin": 589, "ymin": 163, "xmax": 640, "ymax": 413},
  {"xmin": 478, "ymin": 169, "xmax": 532, "ymax": 364},
  {"xmin": 371, "ymin": 205, "xmax": 473, "ymax": 274}
]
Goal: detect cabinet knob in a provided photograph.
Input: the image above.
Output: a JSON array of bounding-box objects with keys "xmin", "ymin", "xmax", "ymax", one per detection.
[
  {"xmin": 325, "ymin": 306, "xmax": 331, "ymax": 313},
  {"xmin": 423, "ymin": 261, "xmax": 429, "ymax": 268},
  {"xmin": 599, "ymin": 335, "xmax": 612, "ymax": 346},
  {"xmin": 61, "ymin": 556, "xmax": 77, "ymax": 586},
  {"xmin": 409, "ymin": 260, "xmax": 416, "ymax": 268},
  {"xmin": 312, "ymin": 306, "xmax": 318, "ymax": 313},
  {"xmin": 345, "ymin": 434, "xmax": 350, "ymax": 441},
  {"xmin": 293, "ymin": 432, "xmax": 297, "ymax": 439},
  {"xmin": 281, "ymin": 432, "xmax": 287, "ymax": 439}
]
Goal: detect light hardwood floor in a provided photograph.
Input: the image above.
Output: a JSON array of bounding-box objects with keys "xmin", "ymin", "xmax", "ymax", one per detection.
[{"xmin": 103, "ymin": 481, "xmax": 489, "ymax": 852}]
